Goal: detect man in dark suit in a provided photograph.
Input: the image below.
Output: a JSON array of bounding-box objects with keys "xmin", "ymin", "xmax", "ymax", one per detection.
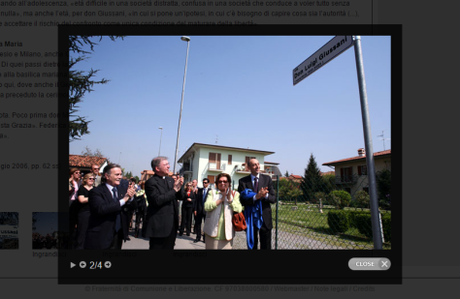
[
  {"xmin": 238, "ymin": 158, "xmax": 276, "ymax": 250},
  {"xmin": 193, "ymin": 178, "xmax": 210, "ymax": 243},
  {"xmin": 144, "ymin": 157, "xmax": 185, "ymax": 250},
  {"xmin": 85, "ymin": 163, "xmax": 137, "ymax": 250}
]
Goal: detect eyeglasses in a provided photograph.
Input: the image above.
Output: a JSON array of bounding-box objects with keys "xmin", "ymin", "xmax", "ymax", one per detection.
[
  {"xmin": 88, "ymin": 178, "xmax": 95, "ymax": 180},
  {"xmin": 203, "ymin": 181, "xmax": 209, "ymax": 184},
  {"xmin": 217, "ymin": 180, "xmax": 228, "ymax": 184}
]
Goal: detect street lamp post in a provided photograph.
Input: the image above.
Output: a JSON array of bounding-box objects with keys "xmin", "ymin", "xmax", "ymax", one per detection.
[
  {"xmin": 173, "ymin": 36, "xmax": 190, "ymax": 174},
  {"xmin": 158, "ymin": 127, "xmax": 163, "ymax": 156}
]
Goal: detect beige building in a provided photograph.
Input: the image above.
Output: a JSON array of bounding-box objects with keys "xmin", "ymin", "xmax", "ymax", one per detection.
[
  {"xmin": 177, "ymin": 143, "xmax": 281, "ymax": 189},
  {"xmin": 322, "ymin": 148, "xmax": 391, "ymax": 196}
]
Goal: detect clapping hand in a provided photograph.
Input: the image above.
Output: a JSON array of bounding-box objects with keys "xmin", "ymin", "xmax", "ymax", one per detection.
[
  {"xmin": 173, "ymin": 176, "xmax": 184, "ymax": 192},
  {"xmin": 256, "ymin": 187, "xmax": 269, "ymax": 200}
]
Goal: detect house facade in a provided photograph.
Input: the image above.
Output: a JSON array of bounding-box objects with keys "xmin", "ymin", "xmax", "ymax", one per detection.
[
  {"xmin": 177, "ymin": 143, "xmax": 281, "ymax": 189},
  {"xmin": 322, "ymin": 148, "xmax": 391, "ymax": 197}
]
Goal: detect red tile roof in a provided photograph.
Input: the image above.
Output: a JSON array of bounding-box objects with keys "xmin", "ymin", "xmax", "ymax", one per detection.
[
  {"xmin": 69, "ymin": 154, "xmax": 107, "ymax": 168},
  {"xmin": 322, "ymin": 149, "xmax": 391, "ymax": 166},
  {"xmin": 320, "ymin": 171, "xmax": 335, "ymax": 176}
]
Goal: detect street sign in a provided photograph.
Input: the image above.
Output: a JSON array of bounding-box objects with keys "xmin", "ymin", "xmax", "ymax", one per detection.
[{"xmin": 293, "ymin": 36, "xmax": 354, "ymax": 85}]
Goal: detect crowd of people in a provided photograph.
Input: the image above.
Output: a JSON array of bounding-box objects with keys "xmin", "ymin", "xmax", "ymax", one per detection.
[{"xmin": 68, "ymin": 157, "xmax": 276, "ymax": 250}]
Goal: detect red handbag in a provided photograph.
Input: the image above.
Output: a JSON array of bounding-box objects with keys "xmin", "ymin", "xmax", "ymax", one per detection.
[{"xmin": 232, "ymin": 212, "xmax": 247, "ymax": 231}]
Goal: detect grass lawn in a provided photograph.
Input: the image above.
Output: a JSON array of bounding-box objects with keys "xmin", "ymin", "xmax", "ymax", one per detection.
[{"xmin": 271, "ymin": 202, "xmax": 391, "ymax": 250}]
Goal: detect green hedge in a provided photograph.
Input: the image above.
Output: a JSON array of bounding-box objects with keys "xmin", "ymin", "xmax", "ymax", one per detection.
[
  {"xmin": 327, "ymin": 210, "xmax": 350, "ymax": 234},
  {"xmin": 348, "ymin": 211, "xmax": 391, "ymax": 243}
]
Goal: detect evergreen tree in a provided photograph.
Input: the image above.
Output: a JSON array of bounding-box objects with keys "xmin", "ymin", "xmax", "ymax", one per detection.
[
  {"xmin": 69, "ymin": 35, "xmax": 123, "ymax": 141},
  {"xmin": 301, "ymin": 153, "xmax": 323, "ymax": 202}
]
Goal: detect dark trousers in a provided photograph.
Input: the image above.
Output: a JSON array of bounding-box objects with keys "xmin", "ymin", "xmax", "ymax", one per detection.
[
  {"xmin": 251, "ymin": 226, "xmax": 272, "ymax": 250},
  {"xmin": 75, "ymin": 210, "xmax": 90, "ymax": 250},
  {"xmin": 179, "ymin": 206, "xmax": 193, "ymax": 235},
  {"xmin": 108, "ymin": 229, "xmax": 124, "ymax": 250},
  {"xmin": 194, "ymin": 213, "xmax": 205, "ymax": 240},
  {"xmin": 149, "ymin": 225, "xmax": 177, "ymax": 250},
  {"xmin": 134, "ymin": 207, "xmax": 145, "ymax": 237}
]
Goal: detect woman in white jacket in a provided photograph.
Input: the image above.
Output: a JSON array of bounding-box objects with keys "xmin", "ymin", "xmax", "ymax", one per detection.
[{"xmin": 203, "ymin": 173, "xmax": 243, "ymax": 250}]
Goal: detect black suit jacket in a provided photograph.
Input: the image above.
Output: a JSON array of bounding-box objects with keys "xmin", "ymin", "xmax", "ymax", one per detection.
[
  {"xmin": 144, "ymin": 175, "xmax": 185, "ymax": 238},
  {"xmin": 193, "ymin": 187, "xmax": 209, "ymax": 216},
  {"xmin": 182, "ymin": 189, "xmax": 195, "ymax": 209},
  {"xmin": 85, "ymin": 180, "xmax": 137, "ymax": 249},
  {"xmin": 238, "ymin": 174, "xmax": 276, "ymax": 230}
]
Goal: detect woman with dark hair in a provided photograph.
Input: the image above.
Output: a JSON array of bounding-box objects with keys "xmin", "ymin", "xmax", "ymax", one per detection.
[
  {"xmin": 74, "ymin": 173, "xmax": 95, "ymax": 249},
  {"xmin": 203, "ymin": 173, "xmax": 242, "ymax": 249},
  {"xmin": 179, "ymin": 182, "xmax": 195, "ymax": 236}
]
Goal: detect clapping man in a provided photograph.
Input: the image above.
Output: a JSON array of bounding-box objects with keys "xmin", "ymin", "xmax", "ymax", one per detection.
[
  {"xmin": 144, "ymin": 157, "xmax": 185, "ymax": 250},
  {"xmin": 85, "ymin": 163, "xmax": 137, "ymax": 250},
  {"xmin": 238, "ymin": 159, "xmax": 276, "ymax": 250}
]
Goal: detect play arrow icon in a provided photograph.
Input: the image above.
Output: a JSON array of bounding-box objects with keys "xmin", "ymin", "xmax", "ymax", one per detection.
[{"xmin": 70, "ymin": 262, "xmax": 76, "ymax": 268}]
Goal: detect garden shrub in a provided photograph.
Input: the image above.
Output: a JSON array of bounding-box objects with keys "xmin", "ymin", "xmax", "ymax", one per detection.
[
  {"xmin": 354, "ymin": 212, "xmax": 392, "ymax": 243},
  {"xmin": 328, "ymin": 190, "xmax": 351, "ymax": 209},
  {"xmin": 354, "ymin": 190, "xmax": 370, "ymax": 209},
  {"xmin": 354, "ymin": 213, "xmax": 373, "ymax": 238},
  {"xmin": 327, "ymin": 210, "xmax": 350, "ymax": 234}
]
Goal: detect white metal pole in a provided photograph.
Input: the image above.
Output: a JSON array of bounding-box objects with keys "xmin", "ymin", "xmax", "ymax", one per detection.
[
  {"xmin": 353, "ymin": 35, "xmax": 383, "ymax": 249},
  {"xmin": 173, "ymin": 37, "xmax": 190, "ymax": 174}
]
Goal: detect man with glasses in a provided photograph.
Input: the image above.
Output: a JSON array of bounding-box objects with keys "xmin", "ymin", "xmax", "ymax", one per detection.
[
  {"xmin": 193, "ymin": 178, "xmax": 210, "ymax": 243},
  {"xmin": 91, "ymin": 164, "xmax": 101, "ymax": 187}
]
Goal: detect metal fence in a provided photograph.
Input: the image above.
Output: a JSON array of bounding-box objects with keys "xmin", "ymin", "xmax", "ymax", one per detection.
[{"xmin": 232, "ymin": 174, "xmax": 391, "ymax": 250}]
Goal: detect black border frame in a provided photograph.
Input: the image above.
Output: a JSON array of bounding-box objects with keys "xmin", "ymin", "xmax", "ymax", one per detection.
[{"xmin": 58, "ymin": 25, "xmax": 402, "ymax": 285}]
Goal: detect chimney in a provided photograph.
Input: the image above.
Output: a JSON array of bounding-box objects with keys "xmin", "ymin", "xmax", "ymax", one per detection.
[{"xmin": 358, "ymin": 148, "xmax": 366, "ymax": 157}]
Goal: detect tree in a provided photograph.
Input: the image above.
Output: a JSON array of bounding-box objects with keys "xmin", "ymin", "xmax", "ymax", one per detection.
[
  {"xmin": 376, "ymin": 169, "xmax": 391, "ymax": 209},
  {"xmin": 321, "ymin": 173, "xmax": 336, "ymax": 195},
  {"xmin": 80, "ymin": 146, "xmax": 105, "ymax": 158},
  {"xmin": 278, "ymin": 179, "xmax": 303, "ymax": 205},
  {"xmin": 69, "ymin": 35, "xmax": 123, "ymax": 142},
  {"xmin": 301, "ymin": 153, "xmax": 323, "ymax": 202},
  {"xmin": 284, "ymin": 170, "xmax": 290, "ymax": 177}
]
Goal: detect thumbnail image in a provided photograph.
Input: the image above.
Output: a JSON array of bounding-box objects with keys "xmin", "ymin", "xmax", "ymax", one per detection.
[
  {"xmin": 0, "ymin": 212, "xmax": 19, "ymax": 249},
  {"xmin": 32, "ymin": 212, "xmax": 69, "ymax": 250}
]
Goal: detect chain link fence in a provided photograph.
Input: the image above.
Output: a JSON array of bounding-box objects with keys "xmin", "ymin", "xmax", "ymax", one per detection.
[{"xmin": 233, "ymin": 173, "xmax": 391, "ymax": 250}]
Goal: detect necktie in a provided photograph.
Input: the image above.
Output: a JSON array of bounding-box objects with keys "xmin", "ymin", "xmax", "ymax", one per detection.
[
  {"xmin": 112, "ymin": 187, "xmax": 118, "ymax": 200},
  {"xmin": 112, "ymin": 187, "xmax": 121, "ymax": 232},
  {"xmin": 203, "ymin": 188, "xmax": 207, "ymax": 205},
  {"xmin": 253, "ymin": 176, "xmax": 258, "ymax": 192}
]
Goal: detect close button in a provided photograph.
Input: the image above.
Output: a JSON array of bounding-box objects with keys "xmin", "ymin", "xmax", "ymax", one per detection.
[{"xmin": 348, "ymin": 258, "xmax": 391, "ymax": 271}]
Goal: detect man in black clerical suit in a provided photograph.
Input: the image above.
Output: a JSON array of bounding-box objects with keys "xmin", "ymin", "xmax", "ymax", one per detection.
[
  {"xmin": 238, "ymin": 158, "xmax": 276, "ymax": 250},
  {"xmin": 193, "ymin": 178, "xmax": 210, "ymax": 243},
  {"xmin": 144, "ymin": 156, "xmax": 185, "ymax": 250},
  {"xmin": 85, "ymin": 163, "xmax": 137, "ymax": 250}
]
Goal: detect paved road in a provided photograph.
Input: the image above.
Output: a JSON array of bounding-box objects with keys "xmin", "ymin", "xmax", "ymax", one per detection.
[{"xmin": 121, "ymin": 231, "xmax": 205, "ymax": 250}]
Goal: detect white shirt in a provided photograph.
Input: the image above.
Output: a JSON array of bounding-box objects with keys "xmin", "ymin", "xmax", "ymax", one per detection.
[
  {"xmin": 106, "ymin": 183, "xmax": 131, "ymax": 207},
  {"xmin": 250, "ymin": 173, "xmax": 268, "ymax": 201}
]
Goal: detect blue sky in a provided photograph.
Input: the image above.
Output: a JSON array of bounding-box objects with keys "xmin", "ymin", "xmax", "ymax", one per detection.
[{"xmin": 69, "ymin": 35, "xmax": 391, "ymax": 178}]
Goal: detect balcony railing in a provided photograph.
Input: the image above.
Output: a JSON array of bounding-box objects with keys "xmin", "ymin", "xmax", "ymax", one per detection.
[{"xmin": 335, "ymin": 174, "xmax": 359, "ymax": 184}]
